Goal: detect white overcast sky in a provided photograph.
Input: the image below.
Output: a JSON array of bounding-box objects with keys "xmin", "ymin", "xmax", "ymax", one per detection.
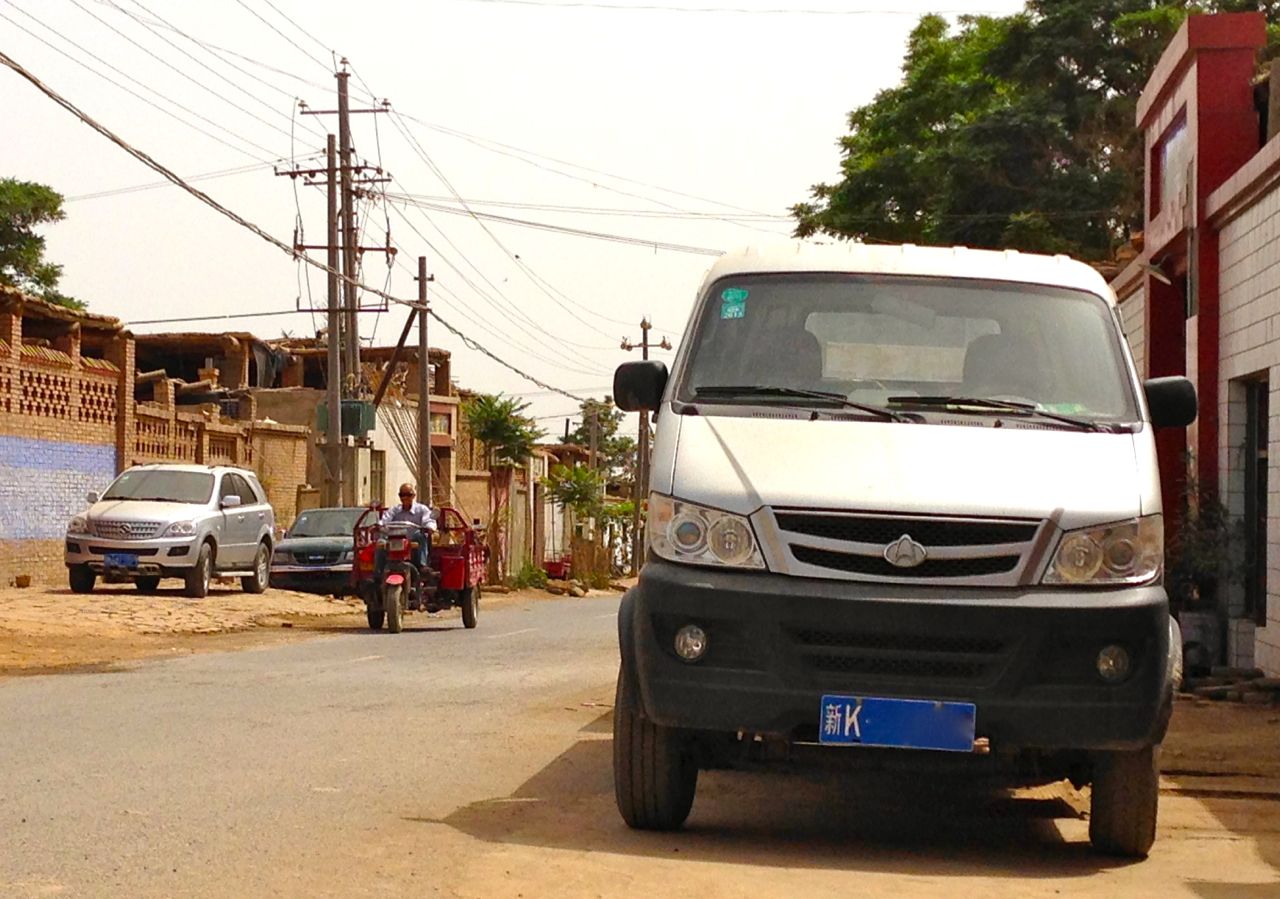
[{"xmin": 2, "ymin": 0, "xmax": 1025, "ymax": 428}]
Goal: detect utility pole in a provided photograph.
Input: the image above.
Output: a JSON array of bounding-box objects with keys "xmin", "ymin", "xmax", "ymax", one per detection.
[
  {"xmin": 324, "ymin": 134, "xmax": 342, "ymax": 506},
  {"xmin": 622, "ymin": 319, "xmax": 671, "ymax": 574},
  {"xmin": 416, "ymin": 256, "xmax": 434, "ymax": 507},
  {"xmin": 336, "ymin": 69, "xmax": 359, "ymax": 389},
  {"xmin": 588, "ymin": 405, "xmax": 598, "ymax": 469}
]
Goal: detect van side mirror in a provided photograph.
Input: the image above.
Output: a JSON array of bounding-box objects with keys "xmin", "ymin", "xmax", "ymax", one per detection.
[
  {"xmin": 1144, "ymin": 376, "xmax": 1197, "ymax": 428},
  {"xmin": 615, "ymin": 360, "xmax": 669, "ymax": 412},
  {"xmin": 85, "ymin": 491, "xmax": 100, "ymax": 504}
]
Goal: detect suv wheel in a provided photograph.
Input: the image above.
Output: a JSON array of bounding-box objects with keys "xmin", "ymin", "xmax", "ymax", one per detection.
[
  {"xmin": 241, "ymin": 542, "xmax": 270, "ymax": 594},
  {"xmin": 69, "ymin": 565, "xmax": 96, "ymax": 594},
  {"xmin": 1089, "ymin": 745, "xmax": 1160, "ymax": 858},
  {"xmin": 185, "ymin": 543, "xmax": 213, "ymax": 598},
  {"xmin": 613, "ymin": 661, "xmax": 697, "ymax": 830}
]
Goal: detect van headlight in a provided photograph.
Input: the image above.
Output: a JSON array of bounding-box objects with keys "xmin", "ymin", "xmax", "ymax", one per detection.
[
  {"xmin": 1043, "ymin": 515, "xmax": 1163, "ymax": 586},
  {"xmin": 648, "ymin": 495, "xmax": 765, "ymax": 570}
]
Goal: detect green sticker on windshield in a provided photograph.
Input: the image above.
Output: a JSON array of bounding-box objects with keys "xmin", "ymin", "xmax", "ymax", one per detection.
[{"xmin": 721, "ymin": 287, "xmax": 748, "ymax": 320}]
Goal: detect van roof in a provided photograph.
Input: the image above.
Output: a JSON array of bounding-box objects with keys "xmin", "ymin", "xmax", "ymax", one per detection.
[{"xmin": 703, "ymin": 242, "xmax": 1114, "ymax": 304}]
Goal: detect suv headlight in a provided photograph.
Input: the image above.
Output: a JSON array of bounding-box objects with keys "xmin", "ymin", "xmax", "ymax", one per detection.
[
  {"xmin": 161, "ymin": 521, "xmax": 197, "ymax": 538},
  {"xmin": 68, "ymin": 516, "xmax": 88, "ymax": 535},
  {"xmin": 1043, "ymin": 515, "xmax": 1163, "ymax": 586},
  {"xmin": 648, "ymin": 495, "xmax": 765, "ymax": 570}
]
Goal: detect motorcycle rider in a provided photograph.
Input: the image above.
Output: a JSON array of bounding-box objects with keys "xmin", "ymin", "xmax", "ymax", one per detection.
[{"xmin": 378, "ymin": 483, "xmax": 437, "ymax": 573}]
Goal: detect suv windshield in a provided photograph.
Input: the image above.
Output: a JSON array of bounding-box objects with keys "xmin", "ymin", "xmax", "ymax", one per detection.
[
  {"xmin": 102, "ymin": 469, "xmax": 215, "ymax": 504},
  {"xmin": 288, "ymin": 508, "xmax": 362, "ymax": 538},
  {"xmin": 677, "ymin": 274, "xmax": 1139, "ymax": 423}
]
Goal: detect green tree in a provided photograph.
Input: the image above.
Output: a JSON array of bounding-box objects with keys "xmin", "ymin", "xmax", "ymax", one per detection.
[
  {"xmin": 462, "ymin": 393, "xmax": 544, "ymax": 579},
  {"xmin": 0, "ymin": 178, "xmax": 82, "ymax": 309},
  {"xmin": 793, "ymin": 1, "xmax": 1280, "ymax": 262},
  {"xmin": 566, "ymin": 396, "xmax": 638, "ymax": 492},
  {"xmin": 542, "ymin": 463, "xmax": 606, "ymax": 519}
]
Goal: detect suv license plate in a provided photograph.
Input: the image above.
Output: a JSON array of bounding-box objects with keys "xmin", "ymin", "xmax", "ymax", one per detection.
[
  {"xmin": 104, "ymin": 552, "xmax": 139, "ymax": 570},
  {"xmin": 819, "ymin": 694, "xmax": 976, "ymax": 752}
]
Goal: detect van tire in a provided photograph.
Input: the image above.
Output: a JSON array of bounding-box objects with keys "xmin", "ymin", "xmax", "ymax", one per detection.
[
  {"xmin": 185, "ymin": 543, "xmax": 212, "ymax": 598},
  {"xmin": 69, "ymin": 565, "xmax": 96, "ymax": 594},
  {"xmin": 1089, "ymin": 745, "xmax": 1160, "ymax": 858},
  {"xmin": 613, "ymin": 662, "xmax": 697, "ymax": 830}
]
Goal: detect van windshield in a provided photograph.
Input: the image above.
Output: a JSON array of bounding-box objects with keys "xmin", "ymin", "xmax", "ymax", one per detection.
[
  {"xmin": 102, "ymin": 470, "xmax": 215, "ymax": 504},
  {"xmin": 677, "ymin": 274, "xmax": 1139, "ymax": 423}
]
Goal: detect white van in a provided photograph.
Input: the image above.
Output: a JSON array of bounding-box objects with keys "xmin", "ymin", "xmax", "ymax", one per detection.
[{"xmin": 612, "ymin": 242, "xmax": 1196, "ymax": 858}]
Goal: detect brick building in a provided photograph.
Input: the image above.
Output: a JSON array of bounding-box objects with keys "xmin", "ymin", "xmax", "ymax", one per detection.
[
  {"xmin": 0, "ymin": 287, "xmax": 309, "ymax": 584},
  {"xmin": 1111, "ymin": 12, "xmax": 1280, "ymax": 674}
]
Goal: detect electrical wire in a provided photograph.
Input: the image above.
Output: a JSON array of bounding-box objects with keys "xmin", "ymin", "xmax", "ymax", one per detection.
[
  {"xmin": 386, "ymin": 194, "xmax": 724, "ymax": 256},
  {"xmin": 0, "ymin": 48, "xmax": 589, "ymax": 402},
  {"xmin": 63, "ymin": 0, "xmax": 309, "ymax": 145},
  {"xmin": 453, "ymin": 0, "xmax": 1000, "ymax": 13},
  {"xmin": 232, "ymin": 0, "xmax": 333, "ymax": 73},
  {"xmin": 65, "ymin": 161, "xmax": 286, "ymax": 201},
  {"xmin": 0, "ymin": 4, "xmax": 281, "ymax": 161},
  {"xmin": 111, "ymin": 0, "xmax": 329, "ymax": 141}
]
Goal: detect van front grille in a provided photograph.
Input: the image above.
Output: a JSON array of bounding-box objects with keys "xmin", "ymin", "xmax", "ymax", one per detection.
[{"xmin": 790, "ymin": 545, "xmax": 1020, "ymax": 579}]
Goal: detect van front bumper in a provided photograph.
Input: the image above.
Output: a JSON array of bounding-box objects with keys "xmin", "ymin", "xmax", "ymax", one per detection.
[{"xmin": 623, "ymin": 560, "xmax": 1172, "ymax": 752}]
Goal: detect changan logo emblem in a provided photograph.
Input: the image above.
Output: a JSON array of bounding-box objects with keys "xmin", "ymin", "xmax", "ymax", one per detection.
[{"xmin": 883, "ymin": 534, "xmax": 927, "ymax": 569}]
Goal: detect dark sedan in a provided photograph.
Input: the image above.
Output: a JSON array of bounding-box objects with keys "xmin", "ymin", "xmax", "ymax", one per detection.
[{"xmin": 269, "ymin": 507, "xmax": 365, "ymax": 596}]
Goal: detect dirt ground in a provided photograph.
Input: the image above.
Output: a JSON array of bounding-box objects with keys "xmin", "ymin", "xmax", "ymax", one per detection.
[{"xmin": 0, "ymin": 581, "xmax": 603, "ymax": 676}]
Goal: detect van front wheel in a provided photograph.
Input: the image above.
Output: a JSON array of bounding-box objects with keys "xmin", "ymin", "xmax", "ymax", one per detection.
[
  {"xmin": 1089, "ymin": 745, "xmax": 1160, "ymax": 858},
  {"xmin": 613, "ymin": 663, "xmax": 697, "ymax": 830}
]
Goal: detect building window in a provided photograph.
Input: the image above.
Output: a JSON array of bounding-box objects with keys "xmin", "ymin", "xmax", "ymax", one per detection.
[
  {"xmin": 1244, "ymin": 379, "xmax": 1269, "ymax": 626},
  {"xmin": 370, "ymin": 449, "xmax": 386, "ymax": 508}
]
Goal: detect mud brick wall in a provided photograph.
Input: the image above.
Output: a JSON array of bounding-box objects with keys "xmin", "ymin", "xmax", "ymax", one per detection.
[{"xmin": 250, "ymin": 423, "xmax": 311, "ymax": 528}]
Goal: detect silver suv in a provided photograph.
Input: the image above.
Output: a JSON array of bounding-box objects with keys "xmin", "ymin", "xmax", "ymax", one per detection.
[{"xmin": 65, "ymin": 464, "xmax": 276, "ymax": 598}]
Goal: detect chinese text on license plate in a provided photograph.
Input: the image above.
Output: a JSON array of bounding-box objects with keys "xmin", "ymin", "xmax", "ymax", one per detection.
[{"xmin": 820, "ymin": 694, "xmax": 976, "ymax": 752}]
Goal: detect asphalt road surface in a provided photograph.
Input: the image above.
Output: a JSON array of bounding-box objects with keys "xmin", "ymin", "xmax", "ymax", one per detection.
[{"xmin": 2, "ymin": 596, "xmax": 1278, "ymax": 898}]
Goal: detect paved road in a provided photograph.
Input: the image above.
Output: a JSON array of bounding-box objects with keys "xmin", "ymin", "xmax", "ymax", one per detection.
[{"xmin": 2, "ymin": 596, "xmax": 1278, "ymax": 898}]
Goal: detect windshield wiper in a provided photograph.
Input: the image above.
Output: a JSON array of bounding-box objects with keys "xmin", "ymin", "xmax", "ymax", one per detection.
[
  {"xmin": 694, "ymin": 385, "xmax": 911, "ymax": 422},
  {"xmin": 886, "ymin": 395, "xmax": 1104, "ymax": 432}
]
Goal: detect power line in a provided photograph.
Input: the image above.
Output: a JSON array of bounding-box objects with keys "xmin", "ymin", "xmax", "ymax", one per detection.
[
  {"xmin": 0, "ymin": 47, "xmax": 588, "ymax": 403},
  {"xmin": 256, "ymin": 0, "xmax": 335, "ymax": 58},
  {"xmin": 386, "ymin": 194, "xmax": 725, "ymax": 256},
  {"xmin": 65, "ymin": 161, "xmax": 287, "ymax": 202},
  {"xmin": 0, "ymin": 4, "xmax": 281, "ymax": 161},
  {"xmin": 64, "ymin": 0, "xmax": 308, "ymax": 145},
  {"xmin": 232, "ymin": 0, "xmax": 333, "ymax": 73},
  {"xmin": 453, "ymin": 0, "xmax": 999, "ymax": 13},
  {"xmin": 110, "ymin": 0, "xmax": 328, "ymax": 141},
  {"xmin": 392, "ymin": 193, "xmax": 791, "ymax": 220}
]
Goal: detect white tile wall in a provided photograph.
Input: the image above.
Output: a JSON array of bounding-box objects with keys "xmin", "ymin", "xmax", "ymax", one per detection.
[
  {"xmin": 1119, "ymin": 287, "xmax": 1146, "ymax": 378},
  {"xmin": 1219, "ymin": 196, "xmax": 1280, "ymax": 675}
]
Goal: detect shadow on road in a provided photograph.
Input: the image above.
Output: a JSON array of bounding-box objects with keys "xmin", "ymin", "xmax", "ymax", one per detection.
[{"xmin": 412, "ymin": 729, "xmax": 1132, "ymax": 879}]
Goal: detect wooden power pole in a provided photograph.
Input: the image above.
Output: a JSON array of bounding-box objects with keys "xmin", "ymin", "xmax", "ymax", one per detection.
[
  {"xmin": 622, "ymin": 319, "xmax": 671, "ymax": 574},
  {"xmin": 324, "ymin": 134, "xmax": 342, "ymax": 506},
  {"xmin": 416, "ymin": 256, "xmax": 434, "ymax": 506}
]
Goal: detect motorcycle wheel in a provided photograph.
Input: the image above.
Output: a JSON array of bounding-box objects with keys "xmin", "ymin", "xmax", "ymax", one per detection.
[
  {"xmin": 385, "ymin": 583, "xmax": 404, "ymax": 634},
  {"xmin": 366, "ymin": 605, "xmax": 385, "ymax": 630}
]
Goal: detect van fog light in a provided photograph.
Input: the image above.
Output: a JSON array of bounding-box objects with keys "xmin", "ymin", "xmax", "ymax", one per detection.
[
  {"xmin": 674, "ymin": 625, "xmax": 708, "ymax": 662},
  {"xmin": 1096, "ymin": 645, "xmax": 1131, "ymax": 683}
]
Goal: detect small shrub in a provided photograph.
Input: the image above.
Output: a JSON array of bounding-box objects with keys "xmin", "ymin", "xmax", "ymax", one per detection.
[{"xmin": 509, "ymin": 560, "xmax": 548, "ymax": 590}]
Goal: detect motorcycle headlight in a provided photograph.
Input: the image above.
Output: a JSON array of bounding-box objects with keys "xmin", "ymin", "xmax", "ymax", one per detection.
[
  {"xmin": 340, "ymin": 550, "xmax": 355, "ymax": 563},
  {"xmin": 68, "ymin": 516, "xmax": 88, "ymax": 535},
  {"xmin": 161, "ymin": 521, "xmax": 197, "ymax": 538},
  {"xmin": 1043, "ymin": 515, "xmax": 1163, "ymax": 586},
  {"xmin": 648, "ymin": 495, "xmax": 765, "ymax": 570}
]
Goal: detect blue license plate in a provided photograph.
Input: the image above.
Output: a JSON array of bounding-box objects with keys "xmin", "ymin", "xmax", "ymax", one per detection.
[
  {"xmin": 819, "ymin": 694, "xmax": 976, "ymax": 752},
  {"xmin": 104, "ymin": 552, "xmax": 139, "ymax": 569}
]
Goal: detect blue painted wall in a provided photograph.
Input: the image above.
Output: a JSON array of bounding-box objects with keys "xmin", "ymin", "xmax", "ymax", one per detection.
[{"xmin": 0, "ymin": 436, "xmax": 116, "ymax": 540}]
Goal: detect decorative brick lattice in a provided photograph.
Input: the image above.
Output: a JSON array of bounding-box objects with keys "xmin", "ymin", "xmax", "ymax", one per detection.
[
  {"xmin": 79, "ymin": 375, "xmax": 118, "ymax": 425},
  {"xmin": 0, "ymin": 363, "xmax": 11, "ymax": 414},
  {"xmin": 134, "ymin": 415, "xmax": 198, "ymax": 461},
  {"xmin": 207, "ymin": 434, "xmax": 238, "ymax": 465},
  {"xmin": 19, "ymin": 368, "xmax": 72, "ymax": 419}
]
